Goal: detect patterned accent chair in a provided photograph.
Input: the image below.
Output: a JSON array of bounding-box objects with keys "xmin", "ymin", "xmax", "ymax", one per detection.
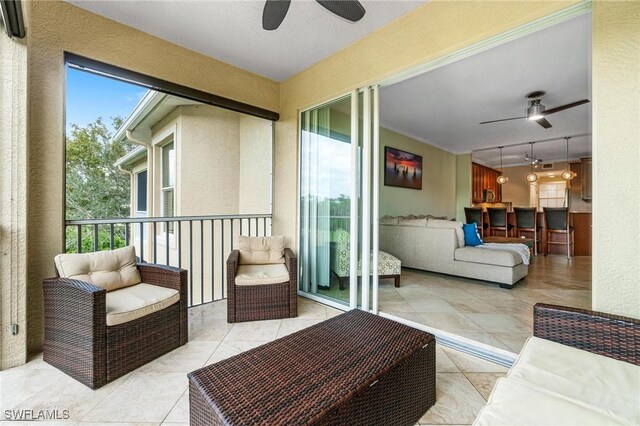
[
  {"xmin": 331, "ymin": 229, "xmax": 401, "ymax": 290},
  {"xmin": 43, "ymin": 246, "xmax": 188, "ymax": 389}
]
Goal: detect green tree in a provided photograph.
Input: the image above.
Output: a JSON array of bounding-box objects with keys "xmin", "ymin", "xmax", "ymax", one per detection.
[{"xmin": 65, "ymin": 116, "xmax": 133, "ymax": 220}]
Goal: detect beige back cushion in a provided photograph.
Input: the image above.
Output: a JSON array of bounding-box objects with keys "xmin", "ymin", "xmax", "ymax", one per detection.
[
  {"xmin": 427, "ymin": 219, "xmax": 465, "ymax": 248},
  {"xmin": 54, "ymin": 245, "xmax": 141, "ymax": 292},
  {"xmin": 238, "ymin": 235, "xmax": 285, "ymax": 265}
]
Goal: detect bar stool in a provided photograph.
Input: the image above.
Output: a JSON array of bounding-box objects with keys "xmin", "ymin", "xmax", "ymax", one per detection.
[
  {"xmin": 543, "ymin": 207, "xmax": 574, "ymax": 259},
  {"xmin": 514, "ymin": 207, "xmax": 542, "ymax": 255},
  {"xmin": 464, "ymin": 207, "xmax": 488, "ymax": 238},
  {"xmin": 487, "ymin": 207, "xmax": 514, "ymax": 237}
]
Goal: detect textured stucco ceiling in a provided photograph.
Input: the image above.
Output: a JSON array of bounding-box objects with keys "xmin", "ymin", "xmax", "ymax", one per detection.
[
  {"xmin": 65, "ymin": 0, "xmax": 427, "ymax": 82},
  {"xmin": 379, "ymin": 13, "xmax": 591, "ymax": 166}
]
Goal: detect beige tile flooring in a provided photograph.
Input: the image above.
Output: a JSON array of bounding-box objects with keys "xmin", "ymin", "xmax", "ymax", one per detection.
[
  {"xmin": 380, "ymin": 255, "xmax": 592, "ymax": 353},
  {"xmin": 0, "ymin": 298, "xmax": 509, "ymax": 425}
]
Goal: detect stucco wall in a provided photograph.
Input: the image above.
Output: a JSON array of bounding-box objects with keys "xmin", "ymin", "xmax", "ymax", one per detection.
[
  {"xmin": 592, "ymin": 1, "xmax": 640, "ymax": 318},
  {"xmin": 379, "ymin": 129, "xmax": 456, "ymax": 218},
  {"xmin": 22, "ymin": 0, "xmax": 279, "ymax": 353},
  {"xmin": 239, "ymin": 115, "xmax": 273, "ymax": 215},
  {"xmin": 0, "ymin": 34, "xmax": 28, "ymax": 369}
]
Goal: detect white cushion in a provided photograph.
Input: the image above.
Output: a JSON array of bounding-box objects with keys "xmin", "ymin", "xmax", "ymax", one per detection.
[
  {"xmin": 380, "ymin": 216, "xmax": 399, "ymax": 225},
  {"xmin": 235, "ymin": 264, "xmax": 290, "ymax": 286},
  {"xmin": 508, "ymin": 336, "xmax": 640, "ymax": 425},
  {"xmin": 238, "ymin": 235, "xmax": 285, "ymax": 265},
  {"xmin": 54, "ymin": 246, "xmax": 141, "ymax": 292},
  {"xmin": 427, "ymin": 219, "xmax": 465, "ymax": 248},
  {"xmin": 105, "ymin": 283, "xmax": 179, "ymax": 326},
  {"xmin": 474, "ymin": 377, "xmax": 624, "ymax": 426},
  {"xmin": 454, "ymin": 247, "xmax": 521, "ymax": 267}
]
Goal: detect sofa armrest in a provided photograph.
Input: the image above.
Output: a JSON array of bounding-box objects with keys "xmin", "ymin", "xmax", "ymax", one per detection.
[
  {"xmin": 533, "ymin": 303, "xmax": 640, "ymax": 365},
  {"xmin": 42, "ymin": 277, "xmax": 108, "ymax": 388},
  {"xmin": 137, "ymin": 263, "xmax": 188, "ymax": 345},
  {"xmin": 226, "ymin": 250, "xmax": 240, "ymax": 323}
]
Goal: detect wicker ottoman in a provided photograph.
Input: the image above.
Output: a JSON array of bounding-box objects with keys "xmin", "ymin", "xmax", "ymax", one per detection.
[{"xmin": 188, "ymin": 309, "xmax": 436, "ymax": 425}]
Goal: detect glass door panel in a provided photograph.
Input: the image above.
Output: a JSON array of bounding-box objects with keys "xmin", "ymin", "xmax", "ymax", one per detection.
[{"xmin": 299, "ymin": 95, "xmax": 355, "ymax": 305}]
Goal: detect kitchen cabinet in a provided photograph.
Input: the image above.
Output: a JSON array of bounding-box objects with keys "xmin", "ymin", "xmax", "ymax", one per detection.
[{"xmin": 472, "ymin": 162, "xmax": 502, "ymax": 203}]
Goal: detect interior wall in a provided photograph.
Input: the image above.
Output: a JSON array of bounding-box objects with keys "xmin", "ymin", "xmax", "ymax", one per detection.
[
  {"xmin": 455, "ymin": 154, "xmax": 472, "ymax": 221},
  {"xmin": 22, "ymin": 0, "xmax": 279, "ymax": 354},
  {"xmin": 379, "ymin": 129, "xmax": 456, "ymax": 218},
  {"xmin": 592, "ymin": 0, "xmax": 640, "ymax": 318}
]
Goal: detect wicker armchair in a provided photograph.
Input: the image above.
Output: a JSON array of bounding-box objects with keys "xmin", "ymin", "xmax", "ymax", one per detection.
[
  {"xmin": 43, "ymin": 247, "xmax": 188, "ymax": 389},
  {"xmin": 227, "ymin": 236, "xmax": 297, "ymax": 323}
]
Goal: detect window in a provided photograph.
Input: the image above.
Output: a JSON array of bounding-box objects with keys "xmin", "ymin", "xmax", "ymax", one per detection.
[
  {"xmin": 162, "ymin": 142, "xmax": 175, "ymax": 233},
  {"xmin": 135, "ymin": 170, "xmax": 148, "ymax": 213},
  {"xmin": 539, "ymin": 182, "xmax": 567, "ymax": 208}
]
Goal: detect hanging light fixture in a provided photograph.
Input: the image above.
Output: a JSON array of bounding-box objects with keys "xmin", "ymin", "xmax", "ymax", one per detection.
[
  {"xmin": 526, "ymin": 142, "xmax": 539, "ymax": 182},
  {"xmin": 561, "ymin": 136, "xmax": 577, "ymax": 180},
  {"xmin": 496, "ymin": 146, "xmax": 509, "ymax": 184}
]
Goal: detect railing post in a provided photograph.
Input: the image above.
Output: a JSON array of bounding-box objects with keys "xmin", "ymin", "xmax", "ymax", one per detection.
[
  {"xmin": 166, "ymin": 220, "xmax": 170, "ymax": 266},
  {"xmin": 93, "ymin": 224, "xmax": 99, "ymax": 252},
  {"xmin": 77, "ymin": 225, "xmax": 82, "ymax": 253},
  {"xmin": 109, "ymin": 223, "xmax": 115, "ymax": 250},
  {"xmin": 139, "ymin": 222, "xmax": 144, "ymax": 263}
]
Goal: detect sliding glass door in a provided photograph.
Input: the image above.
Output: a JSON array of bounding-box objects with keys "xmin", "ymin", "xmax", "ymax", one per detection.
[{"xmin": 299, "ymin": 87, "xmax": 380, "ymax": 311}]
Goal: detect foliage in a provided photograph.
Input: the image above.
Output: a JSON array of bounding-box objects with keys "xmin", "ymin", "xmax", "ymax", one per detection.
[
  {"xmin": 65, "ymin": 116, "xmax": 134, "ymax": 220},
  {"xmin": 65, "ymin": 225, "xmax": 128, "ymax": 254}
]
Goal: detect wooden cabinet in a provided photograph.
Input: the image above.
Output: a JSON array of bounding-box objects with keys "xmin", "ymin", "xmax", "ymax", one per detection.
[
  {"xmin": 581, "ymin": 157, "xmax": 592, "ymax": 200},
  {"xmin": 472, "ymin": 162, "xmax": 502, "ymax": 203}
]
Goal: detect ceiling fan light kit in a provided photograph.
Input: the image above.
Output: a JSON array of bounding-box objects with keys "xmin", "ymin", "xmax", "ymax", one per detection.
[{"xmin": 479, "ymin": 90, "xmax": 590, "ymax": 130}]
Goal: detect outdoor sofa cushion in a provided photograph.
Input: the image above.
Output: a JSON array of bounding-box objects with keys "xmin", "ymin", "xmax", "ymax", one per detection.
[
  {"xmin": 105, "ymin": 283, "xmax": 180, "ymax": 326},
  {"xmin": 54, "ymin": 245, "xmax": 141, "ymax": 292},
  {"xmin": 474, "ymin": 336, "xmax": 640, "ymax": 426},
  {"xmin": 454, "ymin": 247, "xmax": 521, "ymax": 268},
  {"xmin": 238, "ymin": 235, "xmax": 285, "ymax": 265},
  {"xmin": 235, "ymin": 264, "xmax": 290, "ymax": 286}
]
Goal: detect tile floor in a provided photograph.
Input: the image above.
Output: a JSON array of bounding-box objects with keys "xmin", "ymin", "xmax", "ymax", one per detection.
[
  {"xmin": 1, "ymin": 298, "xmax": 508, "ymax": 425},
  {"xmin": 379, "ymin": 255, "xmax": 592, "ymax": 353}
]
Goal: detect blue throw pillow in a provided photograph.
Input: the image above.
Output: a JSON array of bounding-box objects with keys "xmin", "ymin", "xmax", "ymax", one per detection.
[{"xmin": 463, "ymin": 223, "xmax": 483, "ymax": 247}]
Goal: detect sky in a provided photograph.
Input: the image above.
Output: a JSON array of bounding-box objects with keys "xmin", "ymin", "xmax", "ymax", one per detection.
[{"xmin": 66, "ymin": 67, "xmax": 148, "ymax": 134}]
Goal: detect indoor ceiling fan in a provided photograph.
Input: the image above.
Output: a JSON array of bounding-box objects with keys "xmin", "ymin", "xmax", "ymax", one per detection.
[
  {"xmin": 479, "ymin": 91, "xmax": 590, "ymax": 129},
  {"xmin": 262, "ymin": 0, "xmax": 366, "ymax": 31}
]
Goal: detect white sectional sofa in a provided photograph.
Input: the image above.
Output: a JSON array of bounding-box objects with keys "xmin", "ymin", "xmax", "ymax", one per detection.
[
  {"xmin": 379, "ymin": 217, "xmax": 528, "ymax": 288},
  {"xmin": 474, "ymin": 304, "xmax": 640, "ymax": 425}
]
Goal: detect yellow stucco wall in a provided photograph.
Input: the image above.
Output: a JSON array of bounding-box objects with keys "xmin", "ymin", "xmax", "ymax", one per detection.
[
  {"xmin": 591, "ymin": 0, "xmax": 640, "ymax": 318},
  {"xmin": 22, "ymin": 0, "xmax": 279, "ymax": 353}
]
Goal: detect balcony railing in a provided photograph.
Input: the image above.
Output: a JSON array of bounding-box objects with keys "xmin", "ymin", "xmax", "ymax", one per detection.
[{"xmin": 65, "ymin": 214, "xmax": 272, "ymax": 307}]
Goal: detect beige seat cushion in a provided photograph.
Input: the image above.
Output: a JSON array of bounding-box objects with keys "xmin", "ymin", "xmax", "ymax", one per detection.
[
  {"xmin": 474, "ymin": 377, "xmax": 623, "ymax": 426},
  {"xmin": 235, "ymin": 264, "xmax": 290, "ymax": 286},
  {"xmin": 238, "ymin": 235, "xmax": 285, "ymax": 265},
  {"xmin": 507, "ymin": 336, "xmax": 640, "ymax": 425},
  {"xmin": 454, "ymin": 247, "xmax": 521, "ymax": 267},
  {"xmin": 106, "ymin": 283, "xmax": 179, "ymax": 326},
  {"xmin": 54, "ymin": 246, "xmax": 141, "ymax": 292}
]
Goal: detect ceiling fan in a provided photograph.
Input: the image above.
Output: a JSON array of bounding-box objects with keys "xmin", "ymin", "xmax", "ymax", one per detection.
[
  {"xmin": 262, "ymin": 0, "xmax": 366, "ymax": 31},
  {"xmin": 479, "ymin": 91, "xmax": 590, "ymax": 129}
]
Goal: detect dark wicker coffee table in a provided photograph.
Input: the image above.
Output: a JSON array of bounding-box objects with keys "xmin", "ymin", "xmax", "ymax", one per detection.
[{"xmin": 188, "ymin": 309, "xmax": 436, "ymax": 425}]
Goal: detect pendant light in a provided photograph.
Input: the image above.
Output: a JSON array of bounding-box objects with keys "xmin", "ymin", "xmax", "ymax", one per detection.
[
  {"xmin": 561, "ymin": 136, "xmax": 577, "ymax": 180},
  {"xmin": 496, "ymin": 146, "xmax": 509, "ymax": 184},
  {"xmin": 526, "ymin": 142, "xmax": 539, "ymax": 182}
]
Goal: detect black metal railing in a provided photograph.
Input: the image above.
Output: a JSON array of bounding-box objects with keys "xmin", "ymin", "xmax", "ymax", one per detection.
[{"xmin": 65, "ymin": 214, "xmax": 272, "ymax": 307}]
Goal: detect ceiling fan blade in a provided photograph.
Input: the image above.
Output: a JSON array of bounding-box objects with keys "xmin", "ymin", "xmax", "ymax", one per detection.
[
  {"xmin": 536, "ymin": 117, "xmax": 552, "ymax": 129},
  {"xmin": 543, "ymin": 99, "xmax": 590, "ymax": 116},
  {"xmin": 479, "ymin": 116, "xmax": 526, "ymax": 125},
  {"xmin": 263, "ymin": 0, "xmax": 291, "ymax": 30},
  {"xmin": 316, "ymin": 0, "xmax": 366, "ymax": 22}
]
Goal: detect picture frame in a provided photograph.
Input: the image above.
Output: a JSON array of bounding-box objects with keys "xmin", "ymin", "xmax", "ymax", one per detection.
[{"xmin": 384, "ymin": 146, "xmax": 423, "ymax": 190}]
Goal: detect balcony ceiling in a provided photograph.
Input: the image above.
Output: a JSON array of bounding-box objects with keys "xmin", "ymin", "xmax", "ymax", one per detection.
[
  {"xmin": 379, "ymin": 13, "xmax": 591, "ymax": 167},
  {"xmin": 65, "ymin": 0, "xmax": 427, "ymax": 82}
]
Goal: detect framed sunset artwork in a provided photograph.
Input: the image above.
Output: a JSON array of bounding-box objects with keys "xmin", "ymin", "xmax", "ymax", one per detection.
[{"xmin": 384, "ymin": 147, "xmax": 423, "ymax": 190}]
